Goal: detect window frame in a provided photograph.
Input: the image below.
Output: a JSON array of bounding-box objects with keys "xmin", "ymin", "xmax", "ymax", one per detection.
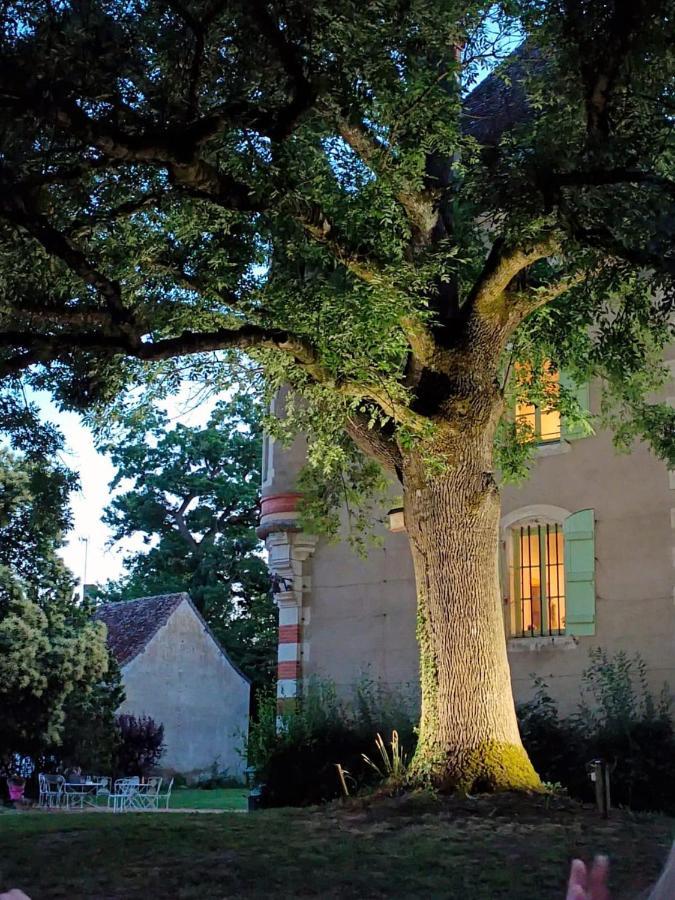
[
  {"xmin": 501, "ymin": 506, "xmax": 571, "ymax": 640},
  {"xmin": 510, "ymin": 521, "xmax": 566, "ymax": 638}
]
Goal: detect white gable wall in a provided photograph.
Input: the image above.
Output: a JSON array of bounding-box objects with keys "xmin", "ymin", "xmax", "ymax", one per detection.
[{"xmin": 119, "ymin": 598, "xmax": 249, "ymax": 781}]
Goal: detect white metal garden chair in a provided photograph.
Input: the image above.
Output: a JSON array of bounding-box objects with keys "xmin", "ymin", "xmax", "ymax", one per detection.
[
  {"xmin": 155, "ymin": 777, "xmax": 174, "ymax": 810},
  {"xmin": 107, "ymin": 777, "xmax": 140, "ymax": 813},
  {"xmin": 128, "ymin": 777, "xmax": 162, "ymax": 810},
  {"xmin": 38, "ymin": 773, "xmax": 65, "ymax": 808},
  {"xmin": 90, "ymin": 775, "xmax": 110, "ymax": 798}
]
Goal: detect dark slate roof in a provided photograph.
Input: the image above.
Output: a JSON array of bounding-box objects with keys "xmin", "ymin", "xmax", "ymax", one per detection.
[
  {"xmin": 462, "ymin": 44, "xmax": 543, "ymax": 145},
  {"xmin": 94, "ymin": 592, "xmax": 187, "ymax": 667}
]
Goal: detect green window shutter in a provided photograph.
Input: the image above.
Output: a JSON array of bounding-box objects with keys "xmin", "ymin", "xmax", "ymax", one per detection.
[
  {"xmin": 564, "ymin": 509, "xmax": 596, "ymax": 636},
  {"xmin": 560, "ymin": 370, "xmax": 591, "ymax": 440}
]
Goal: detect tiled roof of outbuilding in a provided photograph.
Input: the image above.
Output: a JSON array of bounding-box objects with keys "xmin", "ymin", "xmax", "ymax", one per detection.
[{"xmin": 94, "ymin": 592, "xmax": 188, "ymax": 667}]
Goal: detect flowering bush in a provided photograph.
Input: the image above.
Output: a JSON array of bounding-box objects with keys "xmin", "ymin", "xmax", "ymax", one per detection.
[{"xmin": 114, "ymin": 714, "xmax": 165, "ymax": 777}]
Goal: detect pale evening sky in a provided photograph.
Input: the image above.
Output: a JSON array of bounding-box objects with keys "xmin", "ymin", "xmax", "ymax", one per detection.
[{"xmin": 34, "ymin": 388, "xmax": 219, "ymax": 590}]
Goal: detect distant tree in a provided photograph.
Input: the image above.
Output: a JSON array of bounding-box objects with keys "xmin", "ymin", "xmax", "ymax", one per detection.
[
  {"xmin": 0, "ymin": 441, "xmax": 77, "ymax": 610},
  {"xmin": 98, "ymin": 392, "xmax": 276, "ymax": 693},
  {"xmin": 0, "ymin": 439, "xmax": 121, "ymax": 775},
  {"xmin": 0, "ymin": 569, "xmax": 111, "ymax": 774},
  {"xmin": 55, "ymin": 654, "xmax": 125, "ymax": 775}
]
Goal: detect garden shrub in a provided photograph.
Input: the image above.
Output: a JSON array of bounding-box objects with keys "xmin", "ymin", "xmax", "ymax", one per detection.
[
  {"xmin": 247, "ymin": 677, "xmax": 417, "ymax": 807},
  {"xmin": 197, "ymin": 758, "xmax": 243, "ymax": 789},
  {"xmin": 517, "ymin": 677, "xmax": 583, "ymax": 794},
  {"xmin": 53, "ymin": 654, "xmax": 125, "ymax": 775},
  {"xmin": 114, "ymin": 714, "xmax": 165, "ymax": 777},
  {"xmin": 518, "ymin": 649, "xmax": 675, "ymax": 813}
]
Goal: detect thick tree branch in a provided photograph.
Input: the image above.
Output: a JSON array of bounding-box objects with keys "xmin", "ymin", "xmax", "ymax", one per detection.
[
  {"xmin": 0, "ymin": 200, "xmax": 132, "ymax": 325},
  {"xmin": 68, "ymin": 192, "xmax": 165, "ymax": 237},
  {"xmin": 7, "ymin": 304, "xmax": 115, "ymax": 327},
  {"xmin": 164, "ymin": 0, "xmax": 231, "ymax": 118},
  {"xmin": 345, "ymin": 410, "xmax": 403, "ymax": 476},
  {"xmin": 171, "ymin": 494, "xmax": 199, "ymax": 550},
  {"xmin": 548, "ymin": 168, "xmax": 675, "ymax": 197},
  {"xmin": 567, "ymin": 222, "xmax": 675, "ymax": 277},
  {"xmin": 248, "ymin": 0, "xmax": 316, "ymax": 140},
  {"xmin": 337, "ymin": 117, "xmax": 437, "ymax": 240},
  {"xmin": 0, "ymin": 325, "xmax": 309, "ymax": 377},
  {"xmin": 508, "ymin": 270, "xmax": 589, "ymax": 317},
  {"xmin": 469, "ymin": 235, "xmax": 560, "ymax": 318},
  {"xmin": 296, "ymin": 203, "xmax": 387, "ymax": 284},
  {"xmin": 562, "ymin": 0, "xmax": 658, "ymax": 136},
  {"xmin": 399, "ymin": 315, "xmax": 439, "ymax": 369}
]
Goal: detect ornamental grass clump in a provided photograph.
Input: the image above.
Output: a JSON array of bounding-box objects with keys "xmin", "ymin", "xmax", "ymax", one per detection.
[{"xmin": 362, "ymin": 730, "xmax": 409, "ymax": 791}]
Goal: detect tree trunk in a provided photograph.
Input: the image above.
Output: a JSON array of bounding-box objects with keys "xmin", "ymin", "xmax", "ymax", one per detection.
[{"xmin": 402, "ymin": 441, "xmax": 540, "ymax": 793}]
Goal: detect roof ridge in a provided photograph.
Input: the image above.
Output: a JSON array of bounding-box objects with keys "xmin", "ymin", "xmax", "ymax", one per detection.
[{"xmin": 94, "ymin": 592, "xmax": 188, "ymax": 667}]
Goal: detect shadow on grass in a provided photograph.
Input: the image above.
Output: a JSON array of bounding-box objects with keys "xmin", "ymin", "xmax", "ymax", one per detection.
[{"xmin": 0, "ymin": 793, "xmax": 672, "ymax": 899}]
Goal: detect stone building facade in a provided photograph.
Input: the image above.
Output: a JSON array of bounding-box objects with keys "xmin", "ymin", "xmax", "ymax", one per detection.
[
  {"xmin": 96, "ymin": 593, "xmax": 250, "ymax": 780},
  {"xmin": 259, "ymin": 363, "xmax": 675, "ymax": 716}
]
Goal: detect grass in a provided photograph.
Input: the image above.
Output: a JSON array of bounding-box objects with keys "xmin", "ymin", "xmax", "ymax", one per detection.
[
  {"xmin": 169, "ymin": 787, "xmax": 248, "ymax": 810},
  {"xmin": 0, "ymin": 792, "xmax": 673, "ymax": 898}
]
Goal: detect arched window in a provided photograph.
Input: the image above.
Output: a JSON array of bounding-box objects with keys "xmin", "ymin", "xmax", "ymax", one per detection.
[
  {"xmin": 502, "ymin": 506, "xmax": 571, "ymax": 639},
  {"xmin": 502, "ymin": 506, "xmax": 596, "ymax": 640}
]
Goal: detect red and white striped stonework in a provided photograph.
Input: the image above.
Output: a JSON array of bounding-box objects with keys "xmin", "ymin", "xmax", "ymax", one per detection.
[
  {"xmin": 258, "ymin": 492, "xmax": 317, "ymax": 713},
  {"xmin": 257, "ymin": 492, "xmax": 303, "ymax": 541},
  {"xmin": 276, "ymin": 594, "xmax": 302, "ymax": 711}
]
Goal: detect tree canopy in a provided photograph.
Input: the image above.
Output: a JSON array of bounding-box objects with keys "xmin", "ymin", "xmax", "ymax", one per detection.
[
  {"xmin": 0, "ymin": 1, "xmax": 671, "ymax": 469},
  {"xmin": 0, "ymin": 446, "xmax": 77, "ymax": 607},
  {"xmin": 97, "ymin": 392, "xmax": 276, "ymax": 692}
]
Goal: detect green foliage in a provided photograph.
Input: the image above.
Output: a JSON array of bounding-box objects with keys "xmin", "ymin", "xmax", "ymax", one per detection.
[
  {"xmin": 296, "ymin": 451, "xmax": 390, "ymax": 553},
  {"xmin": 495, "ymin": 419, "xmax": 538, "ymax": 483},
  {"xmin": 114, "ymin": 714, "xmax": 165, "ymax": 778},
  {"xmin": 0, "ymin": 447, "xmax": 77, "ymax": 608},
  {"xmin": 1, "ymin": 0, "xmax": 675, "ymax": 787},
  {"xmin": 96, "ymin": 391, "xmax": 276, "ymax": 694},
  {"xmin": 54, "ymin": 655, "xmax": 125, "ymax": 775},
  {"xmin": 0, "ymin": 1, "xmax": 671, "ymax": 488},
  {"xmin": 196, "ymin": 762, "xmax": 243, "ymax": 790},
  {"xmin": 518, "ymin": 650, "xmax": 675, "ymax": 813},
  {"xmin": 0, "ymin": 569, "xmax": 111, "ymax": 772},
  {"xmin": 0, "ymin": 443, "xmax": 121, "ymax": 776},
  {"xmin": 246, "ymin": 677, "xmax": 417, "ymax": 807}
]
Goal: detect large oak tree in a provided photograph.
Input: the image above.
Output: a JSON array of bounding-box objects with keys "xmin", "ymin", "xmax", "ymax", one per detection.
[
  {"xmin": 0, "ymin": 0, "xmax": 674, "ymax": 790},
  {"xmin": 97, "ymin": 392, "xmax": 276, "ymax": 695}
]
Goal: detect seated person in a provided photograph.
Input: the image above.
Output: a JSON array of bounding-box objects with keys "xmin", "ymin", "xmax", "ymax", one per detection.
[{"xmin": 64, "ymin": 766, "xmax": 83, "ymax": 786}]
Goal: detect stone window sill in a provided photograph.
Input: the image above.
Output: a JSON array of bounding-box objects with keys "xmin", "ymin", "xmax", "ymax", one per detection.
[
  {"xmin": 535, "ymin": 440, "xmax": 571, "ymax": 458},
  {"xmin": 507, "ymin": 635, "xmax": 578, "ymax": 653}
]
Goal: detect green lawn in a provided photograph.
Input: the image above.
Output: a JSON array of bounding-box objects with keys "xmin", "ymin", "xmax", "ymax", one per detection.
[
  {"xmin": 169, "ymin": 787, "xmax": 248, "ymax": 810},
  {"xmin": 0, "ymin": 793, "xmax": 672, "ymax": 899}
]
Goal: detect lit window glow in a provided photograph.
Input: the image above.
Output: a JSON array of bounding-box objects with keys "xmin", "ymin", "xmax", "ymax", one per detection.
[
  {"xmin": 508, "ymin": 523, "xmax": 566, "ymax": 637},
  {"xmin": 515, "ymin": 361, "xmax": 561, "ymax": 443}
]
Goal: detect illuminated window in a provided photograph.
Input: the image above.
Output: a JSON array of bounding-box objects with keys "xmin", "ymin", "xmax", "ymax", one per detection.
[
  {"xmin": 508, "ymin": 522, "xmax": 566, "ymax": 637},
  {"xmin": 515, "ymin": 361, "xmax": 561, "ymax": 443}
]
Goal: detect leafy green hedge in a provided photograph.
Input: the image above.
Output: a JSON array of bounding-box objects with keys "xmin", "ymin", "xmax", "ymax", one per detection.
[
  {"xmin": 248, "ymin": 652, "xmax": 675, "ymax": 813},
  {"xmin": 519, "ymin": 649, "xmax": 675, "ymax": 813},
  {"xmin": 247, "ymin": 678, "xmax": 417, "ymax": 807}
]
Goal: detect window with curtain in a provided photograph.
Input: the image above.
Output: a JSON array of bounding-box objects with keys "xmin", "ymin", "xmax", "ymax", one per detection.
[
  {"xmin": 515, "ymin": 361, "xmax": 561, "ymax": 443},
  {"xmin": 507, "ymin": 522, "xmax": 566, "ymax": 637}
]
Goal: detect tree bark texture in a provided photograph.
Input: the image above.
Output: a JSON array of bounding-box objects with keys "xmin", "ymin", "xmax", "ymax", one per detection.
[{"xmin": 402, "ymin": 436, "xmax": 540, "ymax": 793}]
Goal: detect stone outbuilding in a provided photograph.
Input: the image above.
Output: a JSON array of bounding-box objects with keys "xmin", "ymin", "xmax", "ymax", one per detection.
[{"xmin": 96, "ymin": 592, "xmax": 249, "ymax": 782}]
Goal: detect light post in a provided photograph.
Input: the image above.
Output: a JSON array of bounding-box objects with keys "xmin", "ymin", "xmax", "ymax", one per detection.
[{"xmin": 79, "ymin": 536, "xmax": 89, "ymax": 603}]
